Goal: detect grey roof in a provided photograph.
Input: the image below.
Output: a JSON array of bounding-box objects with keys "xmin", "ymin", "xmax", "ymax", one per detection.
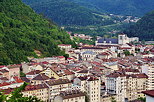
[
  {"xmin": 82, "ymin": 51, "xmax": 96, "ymax": 55},
  {"xmin": 98, "ymin": 38, "xmax": 118, "ymax": 44}
]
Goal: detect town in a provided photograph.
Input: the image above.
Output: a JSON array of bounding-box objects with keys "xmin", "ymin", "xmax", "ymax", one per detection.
[{"xmin": 0, "ymin": 33, "xmax": 154, "ymax": 102}]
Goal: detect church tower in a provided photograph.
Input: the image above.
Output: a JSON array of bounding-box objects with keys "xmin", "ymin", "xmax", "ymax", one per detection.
[{"xmin": 118, "ymin": 33, "xmax": 128, "ymax": 44}]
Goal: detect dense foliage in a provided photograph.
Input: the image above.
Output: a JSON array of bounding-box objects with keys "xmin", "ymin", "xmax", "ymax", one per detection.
[
  {"xmin": 0, "ymin": 0, "xmax": 76, "ymax": 65},
  {"xmin": 0, "ymin": 83, "xmax": 43, "ymax": 102},
  {"xmin": 23, "ymin": 0, "xmax": 116, "ymax": 26},
  {"xmin": 124, "ymin": 10, "xmax": 154, "ymax": 41},
  {"xmin": 67, "ymin": 0, "xmax": 154, "ymax": 16},
  {"xmin": 22, "ymin": 0, "xmax": 138, "ymax": 37}
]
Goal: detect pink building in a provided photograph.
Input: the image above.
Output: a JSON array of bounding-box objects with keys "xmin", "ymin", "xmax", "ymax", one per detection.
[{"xmin": 8, "ymin": 65, "xmax": 20, "ymax": 79}]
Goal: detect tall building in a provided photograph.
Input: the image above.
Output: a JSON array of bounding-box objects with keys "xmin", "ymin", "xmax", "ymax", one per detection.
[
  {"xmin": 147, "ymin": 63, "xmax": 154, "ymax": 90},
  {"xmin": 106, "ymin": 71, "xmax": 148, "ymax": 102},
  {"xmin": 106, "ymin": 72, "xmax": 127, "ymax": 102},
  {"xmin": 73, "ymin": 76, "xmax": 101, "ymax": 102}
]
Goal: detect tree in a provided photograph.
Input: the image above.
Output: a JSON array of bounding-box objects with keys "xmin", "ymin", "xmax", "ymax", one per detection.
[
  {"xmin": 0, "ymin": 82, "xmax": 43, "ymax": 102},
  {"xmin": 84, "ymin": 92, "xmax": 89, "ymax": 102},
  {"xmin": 138, "ymin": 97, "xmax": 146, "ymax": 102},
  {"xmin": 123, "ymin": 50, "xmax": 130, "ymax": 56},
  {"xmin": 111, "ymin": 96, "xmax": 116, "ymax": 102}
]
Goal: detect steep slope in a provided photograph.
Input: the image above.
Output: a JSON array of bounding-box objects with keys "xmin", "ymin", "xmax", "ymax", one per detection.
[
  {"xmin": 124, "ymin": 10, "xmax": 154, "ymax": 41},
  {"xmin": 67, "ymin": 0, "xmax": 154, "ymax": 16},
  {"xmin": 0, "ymin": 0, "xmax": 76, "ymax": 65},
  {"xmin": 22, "ymin": 0, "xmax": 116, "ymax": 26}
]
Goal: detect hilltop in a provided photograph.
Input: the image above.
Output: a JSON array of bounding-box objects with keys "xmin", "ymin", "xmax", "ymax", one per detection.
[{"xmin": 68, "ymin": 0, "xmax": 154, "ymax": 16}]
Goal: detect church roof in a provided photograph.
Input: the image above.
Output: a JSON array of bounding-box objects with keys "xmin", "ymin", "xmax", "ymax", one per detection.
[{"xmin": 98, "ymin": 38, "xmax": 118, "ymax": 44}]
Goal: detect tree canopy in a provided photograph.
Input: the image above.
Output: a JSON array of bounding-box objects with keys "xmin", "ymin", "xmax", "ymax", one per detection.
[{"xmin": 0, "ymin": 0, "xmax": 76, "ymax": 65}]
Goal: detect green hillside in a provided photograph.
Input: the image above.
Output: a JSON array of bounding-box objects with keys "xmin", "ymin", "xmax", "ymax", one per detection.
[
  {"xmin": 124, "ymin": 10, "xmax": 154, "ymax": 41},
  {"xmin": 68, "ymin": 0, "xmax": 154, "ymax": 16},
  {"xmin": 22, "ymin": 0, "xmax": 116, "ymax": 26},
  {"xmin": 0, "ymin": 0, "xmax": 76, "ymax": 65}
]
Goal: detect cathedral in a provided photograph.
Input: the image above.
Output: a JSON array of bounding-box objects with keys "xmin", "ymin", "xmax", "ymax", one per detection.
[{"xmin": 95, "ymin": 33, "xmax": 139, "ymax": 46}]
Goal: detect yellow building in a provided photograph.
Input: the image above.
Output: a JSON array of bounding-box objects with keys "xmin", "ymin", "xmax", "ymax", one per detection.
[{"xmin": 22, "ymin": 84, "xmax": 49, "ymax": 102}]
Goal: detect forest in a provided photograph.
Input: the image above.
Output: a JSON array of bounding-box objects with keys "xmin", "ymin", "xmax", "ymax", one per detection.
[
  {"xmin": 124, "ymin": 10, "xmax": 154, "ymax": 41},
  {"xmin": 0, "ymin": 0, "xmax": 76, "ymax": 65}
]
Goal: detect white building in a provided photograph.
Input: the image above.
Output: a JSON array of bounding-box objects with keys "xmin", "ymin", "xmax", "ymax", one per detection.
[
  {"xmin": 106, "ymin": 72, "xmax": 127, "ymax": 102},
  {"xmin": 81, "ymin": 51, "xmax": 97, "ymax": 61}
]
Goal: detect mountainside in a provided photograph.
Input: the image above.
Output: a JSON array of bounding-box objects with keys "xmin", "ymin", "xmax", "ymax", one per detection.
[
  {"xmin": 0, "ymin": 0, "xmax": 76, "ymax": 65},
  {"xmin": 124, "ymin": 10, "xmax": 154, "ymax": 41},
  {"xmin": 68, "ymin": 0, "xmax": 154, "ymax": 16},
  {"xmin": 23, "ymin": 0, "xmax": 116, "ymax": 26}
]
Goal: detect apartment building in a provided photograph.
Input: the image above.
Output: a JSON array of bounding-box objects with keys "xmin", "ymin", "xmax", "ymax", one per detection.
[
  {"xmin": 54, "ymin": 90, "xmax": 85, "ymax": 102},
  {"xmin": 45, "ymin": 79, "xmax": 72, "ymax": 102},
  {"xmin": 73, "ymin": 76, "xmax": 101, "ymax": 102},
  {"xmin": 147, "ymin": 63, "xmax": 154, "ymax": 90},
  {"xmin": 106, "ymin": 72, "xmax": 127, "ymax": 102},
  {"xmin": 106, "ymin": 71, "xmax": 148, "ymax": 102},
  {"xmin": 22, "ymin": 84, "xmax": 49, "ymax": 102}
]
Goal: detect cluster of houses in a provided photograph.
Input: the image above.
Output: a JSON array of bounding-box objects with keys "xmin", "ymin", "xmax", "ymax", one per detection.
[
  {"xmin": 67, "ymin": 32, "xmax": 93, "ymax": 41},
  {"xmin": 1, "ymin": 33, "xmax": 154, "ymax": 102}
]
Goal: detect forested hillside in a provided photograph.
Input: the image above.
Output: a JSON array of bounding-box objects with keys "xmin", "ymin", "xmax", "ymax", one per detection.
[
  {"xmin": 0, "ymin": 0, "xmax": 76, "ymax": 65},
  {"xmin": 68, "ymin": 0, "xmax": 154, "ymax": 16},
  {"xmin": 23, "ymin": 0, "xmax": 115, "ymax": 26},
  {"xmin": 124, "ymin": 10, "xmax": 154, "ymax": 41}
]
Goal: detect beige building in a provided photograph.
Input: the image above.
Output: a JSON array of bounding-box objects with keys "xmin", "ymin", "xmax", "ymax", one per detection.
[
  {"xmin": 126, "ymin": 75, "xmax": 138, "ymax": 101},
  {"xmin": 147, "ymin": 63, "xmax": 154, "ymax": 90},
  {"xmin": 45, "ymin": 79, "xmax": 72, "ymax": 102},
  {"xmin": 73, "ymin": 76, "xmax": 101, "ymax": 102},
  {"xmin": 54, "ymin": 90, "xmax": 85, "ymax": 102},
  {"xmin": 58, "ymin": 44, "xmax": 72, "ymax": 51},
  {"xmin": 22, "ymin": 84, "xmax": 49, "ymax": 102}
]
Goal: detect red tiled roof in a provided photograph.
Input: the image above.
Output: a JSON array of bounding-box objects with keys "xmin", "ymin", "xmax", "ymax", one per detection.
[
  {"xmin": 58, "ymin": 44, "xmax": 71, "ymax": 46},
  {"xmin": 0, "ymin": 65, "xmax": 6, "ymax": 68},
  {"xmin": 7, "ymin": 65, "xmax": 21, "ymax": 69},
  {"xmin": 106, "ymin": 72, "xmax": 126, "ymax": 78},
  {"xmin": 26, "ymin": 70, "xmax": 41, "ymax": 75},
  {"xmin": 100, "ymin": 52, "xmax": 110, "ymax": 55},
  {"xmin": 60, "ymin": 90, "xmax": 85, "ymax": 99},
  {"xmin": 63, "ymin": 69, "xmax": 75, "ymax": 75},
  {"xmin": 46, "ymin": 79, "xmax": 71, "ymax": 86},
  {"xmin": 24, "ymin": 84, "xmax": 48, "ymax": 91},
  {"xmin": 32, "ymin": 73, "xmax": 49, "ymax": 80},
  {"xmin": 119, "ymin": 47, "xmax": 131, "ymax": 50},
  {"xmin": 57, "ymin": 56, "xmax": 65, "ymax": 58},
  {"xmin": 0, "ymin": 77, "xmax": 8, "ymax": 80},
  {"xmin": 0, "ymin": 69, "xmax": 9, "ymax": 73},
  {"xmin": 0, "ymin": 88, "xmax": 15, "ymax": 94},
  {"xmin": 77, "ymin": 76, "xmax": 98, "ymax": 81},
  {"xmin": 134, "ymin": 73, "xmax": 148, "ymax": 78},
  {"xmin": 13, "ymin": 76, "xmax": 24, "ymax": 83},
  {"xmin": 142, "ymin": 90, "xmax": 154, "ymax": 97},
  {"xmin": 77, "ymin": 70, "xmax": 88, "ymax": 73}
]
